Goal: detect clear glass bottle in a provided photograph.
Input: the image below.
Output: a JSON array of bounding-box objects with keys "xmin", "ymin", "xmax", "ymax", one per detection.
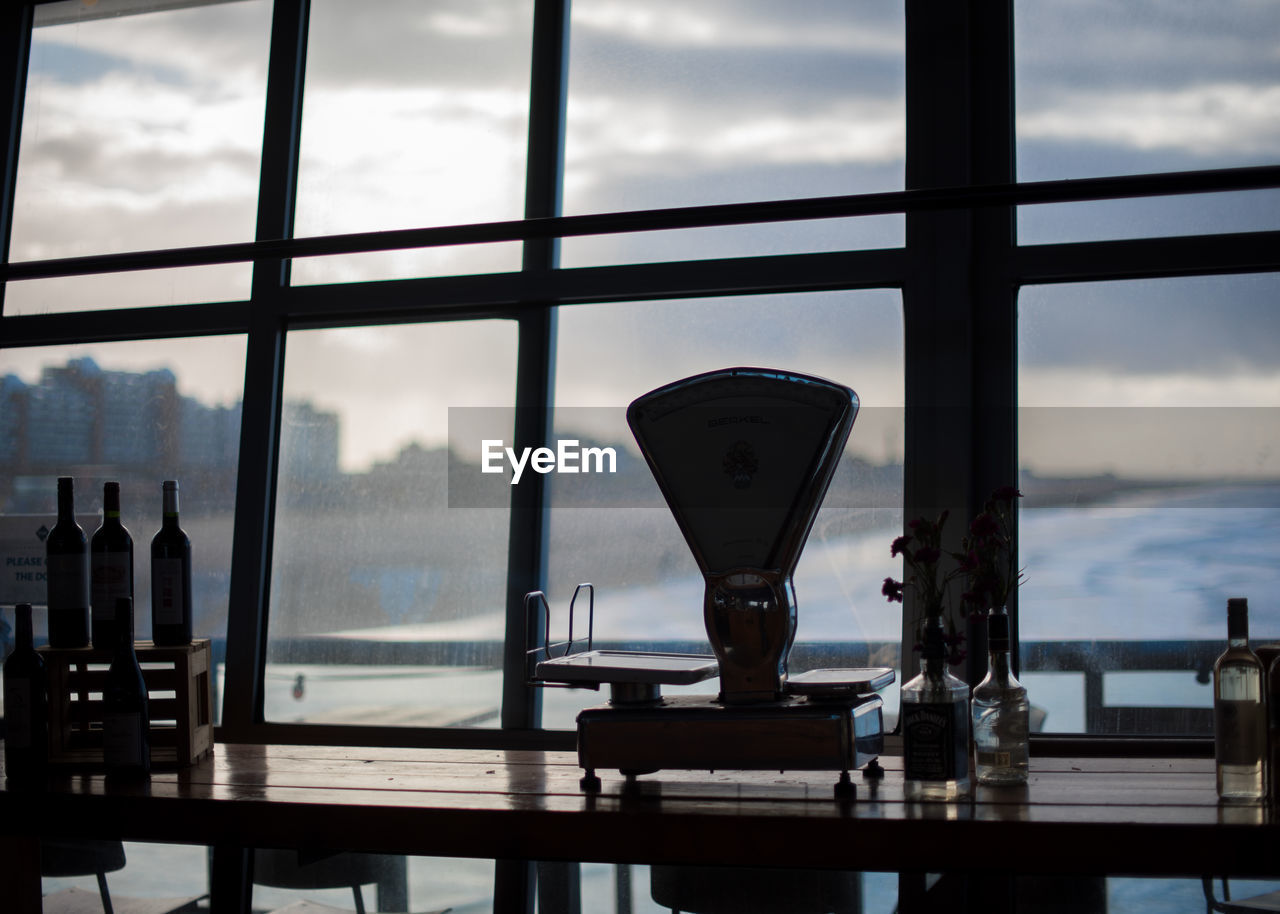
[
  {"xmin": 901, "ymin": 620, "xmax": 971, "ymax": 800},
  {"xmin": 1213, "ymin": 597, "xmax": 1265, "ymax": 800},
  {"xmin": 972, "ymin": 610, "xmax": 1029, "ymax": 785}
]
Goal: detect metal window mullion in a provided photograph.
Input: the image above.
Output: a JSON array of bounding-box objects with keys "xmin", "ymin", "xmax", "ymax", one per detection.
[
  {"xmin": 0, "ymin": 4, "xmax": 32, "ymax": 318},
  {"xmin": 967, "ymin": 0, "xmax": 1018, "ymax": 680},
  {"xmin": 901, "ymin": 0, "xmax": 980, "ymax": 681},
  {"xmin": 500, "ymin": 0, "xmax": 570, "ymax": 736},
  {"xmin": 222, "ymin": 0, "xmax": 310, "ymax": 738}
]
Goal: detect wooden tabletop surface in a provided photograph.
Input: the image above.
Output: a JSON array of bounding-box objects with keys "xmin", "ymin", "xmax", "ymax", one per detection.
[{"xmin": 1, "ymin": 743, "xmax": 1274, "ymax": 882}]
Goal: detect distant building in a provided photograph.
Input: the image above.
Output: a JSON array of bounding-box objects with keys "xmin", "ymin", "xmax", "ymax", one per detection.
[
  {"xmin": 281, "ymin": 401, "xmax": 342, "ymax": 482},
  {"xmin": 0, "ymin": 359, "xmax": 341, "ymax": 507}
]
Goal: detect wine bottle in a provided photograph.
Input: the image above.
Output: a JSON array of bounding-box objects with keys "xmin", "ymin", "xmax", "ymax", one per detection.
[
  {"xmin": 4, "ymin": 603, "xmax": 49, "ymax": 780},
  {"xmin": 46, "ymin": 476, "xmax": 90, "ymax": 648},
  {"xmin": 971, "ymin": 610, "xmax": 1030, "ymax": 785},
  {"xmin": 90, "ymin": 481, "xmax": 133, "ymax": 647},
  {"xmin": 102, "ymin": 596, "xmax": 150, "ymax": 780},
  {"xmin": 1213, "ymin": 597, "xmax": 1265, "ymax": 800},
  {"xmin": 150, "ymin": 480, "xmax": 192, "ymax": 646}
]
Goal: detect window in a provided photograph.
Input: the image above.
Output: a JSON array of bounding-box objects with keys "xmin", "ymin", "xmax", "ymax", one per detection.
[
  {"xmin": 2, "ymin": 0, "xmax": 1277, "ymax": 776},
  {"xmin": 5, "ymin": 0, "xmax": 1278, "ymax": 909}
]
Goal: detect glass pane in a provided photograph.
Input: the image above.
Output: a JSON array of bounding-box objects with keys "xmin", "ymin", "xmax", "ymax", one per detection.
[
  {"xmin": 1015, "ymin": 0, "xmax": 1280, "ymax": 242},
  {"xmin": 266, "ymin": 320, "xmax": 517, "ymax": 728},
  {"xmin": 253, "ymin": 853, "xmax": 493, "ymax": 913},
  {"xmin": 7, "ymin": 1, "xmax": 273, "ymax": 313},
  {"xmin": 1017, "ymin": 274, "xmax": 1280, "ymax": 735},
  {"xmin": 544, "ymin": 291, "xmax": 904, "ymax": 728},
  {"xmin": 562, "ymin": 0, "xmax": 905, "ymax": 266},
  {"xmin": 42, "ymin": 842, "xmax": 209, "ymax": 902},
  {"xmin": 0, "ymin": 337, "xmax": 244, "ymax": 725},
  {"xmin": 290, "ymin": 0, "xmax": 533, "ymax": 285}
]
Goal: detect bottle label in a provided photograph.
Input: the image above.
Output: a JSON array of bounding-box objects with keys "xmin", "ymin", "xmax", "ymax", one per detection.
[
  {"xmin": 102, "ymin": 711, "xmax": 145, "ymax": 767},
  {"xmin": 903, "ymin": 698, "xmax": 970, "ymax": 781},
  {"xmin": 152, "ymin": 557, "xmax": 185, "ymax": 625},
  {"xmin": 1215, "ymin": 699, "xmax": 1266, "ymax": 766},
  {"xmin": 47, "ymin": 552, "xmax": 90, "ymax": 610},
  {"xmin": 91, "ymin": 553, "xmax": 131, "ymax": 620},
  {"xmin": 6, "ymin": 679, "xmax": 33, "ymax": 749}
]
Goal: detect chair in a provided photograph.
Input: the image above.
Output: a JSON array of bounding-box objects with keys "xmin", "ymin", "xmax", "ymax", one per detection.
[
  {"xmin": 1203, "ymin": 877, "xmax": 1280, "ymax": 913},
  {"xmin": 649, "ymin": 864, "xmax": 861, "ymax": 914},
  {"xmin": 41, "ymin": 839, "xmax": 204, "ymax": 914},
  {"xmin": 253, "ymin": 849, "xmax": 409, "ymax": 914}
]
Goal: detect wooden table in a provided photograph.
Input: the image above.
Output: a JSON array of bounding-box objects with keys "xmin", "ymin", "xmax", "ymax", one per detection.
[{"xmin": 1, "ymin": 744, "xmax": 1274, "ymax": 913}]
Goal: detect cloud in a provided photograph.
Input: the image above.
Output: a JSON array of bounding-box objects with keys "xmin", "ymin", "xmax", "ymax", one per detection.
[{"xmin": 1019, "ymin": 274, "xmax": 1280, "ymax": 377}]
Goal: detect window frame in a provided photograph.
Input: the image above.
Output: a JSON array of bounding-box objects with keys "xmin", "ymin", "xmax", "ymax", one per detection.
[{"xmin": 1, "ymin": 0, "xmax": 1278, "ymax": 758}]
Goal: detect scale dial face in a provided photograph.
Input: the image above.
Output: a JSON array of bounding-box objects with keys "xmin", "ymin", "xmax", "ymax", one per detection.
[{"xmin": 626, "ymin": 367, "xmax": 858, "ymax": 576}]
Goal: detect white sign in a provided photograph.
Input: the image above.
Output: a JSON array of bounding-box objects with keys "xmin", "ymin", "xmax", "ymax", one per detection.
[{"xmin": 0, "ymin": 513, "xmax": 97, "ymax": 606}]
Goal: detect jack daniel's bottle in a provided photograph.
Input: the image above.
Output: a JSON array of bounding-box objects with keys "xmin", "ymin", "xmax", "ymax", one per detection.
[{"xmin": 901, "ymin": 620, "xmax": 972, "ymax": 800}]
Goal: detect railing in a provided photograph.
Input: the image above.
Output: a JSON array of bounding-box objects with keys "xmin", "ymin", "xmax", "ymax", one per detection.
[{"xmin": 255, "ymin": 636, "xmax": 1223, "ymax": 737}]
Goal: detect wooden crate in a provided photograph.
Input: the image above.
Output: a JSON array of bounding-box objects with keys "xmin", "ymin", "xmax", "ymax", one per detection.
[{"xmin": 38, "ymin": 639, "xmax": 214, "ymax": 769}]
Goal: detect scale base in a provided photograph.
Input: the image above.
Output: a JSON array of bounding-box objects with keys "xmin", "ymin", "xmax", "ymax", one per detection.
[{"xmin": 576, "ymin": 694, "xmax": 883, "ymax": 797}]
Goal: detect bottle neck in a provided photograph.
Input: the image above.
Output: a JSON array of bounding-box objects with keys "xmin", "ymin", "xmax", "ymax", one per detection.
[
  {"xmin": 57, "ymin": 478, "xmax": 75, "ymax": 520},
  {"xmin": 987, "ymin": 643, "xmax": 1012, "ymax": 681},
  {"xmin": 104, "ymin": 484, "xmax": 121, "ymax": 522},
  {"xmin": 922, "ymin": 618, "xmax": 946, "ymax": 681},
  {"xmin": 162, "ymin": 482, "xmax": 179, "ymax": 522},
  {"xmin": 115, "ymin": 600, "xmax": 135, "ymax": 651},
  {"xmin": 15, "ymin": 604, "xmax": 33, "ymax": 651}
]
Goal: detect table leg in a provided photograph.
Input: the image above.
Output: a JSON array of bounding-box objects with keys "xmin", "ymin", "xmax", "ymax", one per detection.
[
  {"xmin": 0, "ymin": 834, "xmax": 41, "ymax": 914},
  {"xmin": 210, "ymin": 843, "xmax": 253, "ymax": 914}
]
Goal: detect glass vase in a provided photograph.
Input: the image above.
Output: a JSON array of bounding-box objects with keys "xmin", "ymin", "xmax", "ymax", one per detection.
[
  {"xmin": 972, "ymin": 608, "xmax": 1030, "ymax": 785},
  {"xmin": 901, "ymin": 621, "xmax": 972, "ymax": 800}
]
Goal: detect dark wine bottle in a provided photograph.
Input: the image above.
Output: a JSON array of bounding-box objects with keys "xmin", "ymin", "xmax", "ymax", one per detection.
[
  {"xmin": 102, "ymin": 596, "xmax": 150, "ymax": 780},
  {"xmin": 4, "ymin": 603, "xmax": 49, "ymax": 780},
  {"xmin": 46, "ymin": 476, "xmax": 90, "ymax": 648},
  {"xmin": 151, "ymin": 480, "xmax": 192, "ymax": 646},
  {"xmin": 90, "ymin": 481, "xmax": 133, "ymax": 647}
]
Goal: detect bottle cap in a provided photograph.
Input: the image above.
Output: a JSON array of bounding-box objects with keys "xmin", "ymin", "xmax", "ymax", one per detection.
[{"xmin": 1227, "ymin": 597, "xmax": 1249, "ymax": 639}]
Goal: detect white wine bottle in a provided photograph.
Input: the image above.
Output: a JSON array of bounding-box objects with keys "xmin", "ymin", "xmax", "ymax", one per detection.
[{"xmin": 1213, "ymin": 597, "xmax": 1265, "ymax": 800}]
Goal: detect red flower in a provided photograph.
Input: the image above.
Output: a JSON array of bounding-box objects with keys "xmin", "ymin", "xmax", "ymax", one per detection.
[
  {"xmin": 991, "ymin": 486, "xmax": 1023, "ymax": 503},
  {"xmin": 969, "ymin": 512, "xmax": 999, "ymax": 539},
  {"xmin": 882, "ymin": 577, "xmax": 904, "ymax": 603},
  {"xmin": 913, "ymin": 546, "xmax": 940, "ymax": 565},
  {"xmin": 890, "ymin": 535, "xmax": 911, "ymax": 558}
]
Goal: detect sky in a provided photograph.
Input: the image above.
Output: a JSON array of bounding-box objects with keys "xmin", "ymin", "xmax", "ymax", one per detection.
[{"xmin": 2, "ymin": 0, "xmax": 1279, "ymax": 477}]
